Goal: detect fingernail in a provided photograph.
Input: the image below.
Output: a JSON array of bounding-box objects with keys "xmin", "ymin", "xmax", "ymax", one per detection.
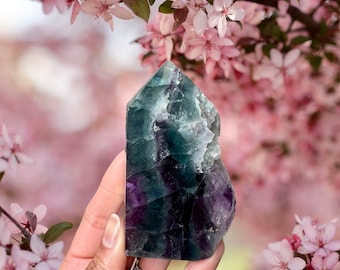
[{"xmin": 102, "ymin": 213, "xmax": 120, "ymax": 248}]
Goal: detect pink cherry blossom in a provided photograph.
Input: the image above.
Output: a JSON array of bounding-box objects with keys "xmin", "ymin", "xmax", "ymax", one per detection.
[
  {"xmin": 179, "ymin": 12, "xmax": 242, "ymax": 78},
  {"xmin": 263, "ymin": 239, "xmax": 306, "ymax": 270},
  {"xmin": 207, "ymin": 0, "xmax": 245, "ymax": 37},
  {"xmin": 311, "ymin": 252, "xmax": 340, "ymax": 270},
  {"xmin": 7, "ymin": 203, "xmax": 47, "ymax": 235},
  {"xmin": 152, "ymin": 14, "xmax": 175, "ymax": 61},
  {"xmin": 7, "ymin": 244, "xmax": 34, "ymax": 270},
  {"xmin": 136, "ymin": 13, "xmax": 180, "ymax": 63},
  {"xmin": 292, "ymin": 215, "xmax": 317, "ymax": 242},
  {"xmin": 185, "ymin": 28, "xmax": 233, "ymax": 62},
  {"xmin": 17, "ymin": 234, "xmax": 64, "ymax": 270},
  {"xmin": 0, "ymin": 125, "xmax": 33, "ymax": 173},
  {"xmin": 253, "ymin": 48, "xmax": 301, "ymax": 88},
  {"xmin": 270, "ymin": 49, "xmax": 300, "ymax": 70},
  {"xmin": 301, "ymin": 222, "xmax": 340, "ymax": 256},
  {"xmin": 81, "ymin": 0, "xmax": 134, "ymax": 31},
  {"xmin": 185, "ymin": 28, "xmax": 239, "ymax": 75}
]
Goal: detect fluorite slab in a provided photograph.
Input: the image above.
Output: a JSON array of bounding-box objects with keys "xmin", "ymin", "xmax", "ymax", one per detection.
[{"xmin": 125, "ymin": 61, "xmax": 236, "ymax": 261}]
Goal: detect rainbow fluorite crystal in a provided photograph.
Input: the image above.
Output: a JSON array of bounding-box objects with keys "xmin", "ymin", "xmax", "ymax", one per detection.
[{"xmin": 125, "ymin": 61, "xmax": 236, "ymax": 260}]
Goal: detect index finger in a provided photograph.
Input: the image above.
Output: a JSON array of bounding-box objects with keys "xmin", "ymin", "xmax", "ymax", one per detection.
[{"xmin": 66, "ymin": 151, "xmax": 126, "ymax": 260}]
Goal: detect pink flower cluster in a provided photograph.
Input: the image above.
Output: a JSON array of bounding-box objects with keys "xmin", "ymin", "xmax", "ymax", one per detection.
[
  {"xmin": 0, "ymin": 204, "xmax": 64, "ymax": 269},
  {"xmin": 37, "ymin": 0, "xmax": 134, "ymax": 30},
  {"xmin": 263, "ymin": 215, "xmax": 340, "ymax": 270},
  {"xmin": 34, "ymin": 0, "xmax": 339, "ymax": 91},
  {"xmin": 138, "ymin": 0, "xmax": 245, "ymax": 77},
  {"xmin": 1, "ymin": 126, "xmax": 71, "ymax": 269},
  {"xmin": 134, "ymin": 0, "xmax": 338, "ymax": 91}
]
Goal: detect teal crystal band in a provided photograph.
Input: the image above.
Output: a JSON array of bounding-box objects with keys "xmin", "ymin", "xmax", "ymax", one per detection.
[{"xmin": 125, "ymin": 61, "xmax": 236, "ymax": 260}]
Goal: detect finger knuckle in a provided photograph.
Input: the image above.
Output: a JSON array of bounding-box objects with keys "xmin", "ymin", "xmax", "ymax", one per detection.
[{"xmin": 83, "ymin": 206, "xmax": 108, "ymax": 230}]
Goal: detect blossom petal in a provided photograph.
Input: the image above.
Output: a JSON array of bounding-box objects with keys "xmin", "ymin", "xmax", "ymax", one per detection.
[
  {"xmin": 36, "ymin": 224, "xmax": 48, "ymax": 234},
  {"xmin": 1, "ymin": 125, "xmax": 12, "ymax": 148},
  {"xmin": 227, "ymin": 6, "xmax": 245, "ymax": 21},
  {"xmin": 0, "ymin": 219, "xmax": 10, "ymax": 244},
  {"xmin": 81, "ymin": 0, "xmax": 99, "ymax": 15},
  {"xmin": 311, "ymin": 255, "xmax": 323, "ymax": 269},
  {"xmin": 110, "ymin": 6, "xmax": 134, "ymax": 20},
  {"xmin": 222, "ymin": 47, "xmax": 240, "ymax": 58},
  {"xmin": 253, "ymin": 65, "xmax": 280, "ymax": 80},
  {"xmin": 55, "ymin": 0, "xmax": 67, "ymax": 13},
  {"xmin": 42, "ymin": 0, "xmax": 55, "ymax": 14},
  {"xmin": 325, "ymin": 240, "xmax": 340, "ymax": 251},
  {"xmin": 272, "ymin": 73, "xmax": 284, "ymax": 88},
  {"xmin": 70, "ymin": 1, "xmax": 81, "ymax": 24},
  {"xmin": 263, "ymin": 249, "xmax": 281, "ymax": 265},
  {"xmin": 280, "ymin": 239, "xmax": 293, "ymax": 263},
  {"xmin": 188, "ymin": 37, "xmax": 205, "ymax": 47},
  {"xmin": 30, "ymin": 234, "xmax": 46, "ymax": 257},
  {"xmin": 283, "ymin": 49, "xmax": 300, "ymax": 67},
  {"xmin": 267, "ymin": 241, "xmax": 282, "ymax": 252},
  {"xmin": 219, "ymin": 58, "xmax": 231, "ymax": 73},
  {"xmin": 217, "ymin": 16, "xmax": 228, "ymax": 37},
  {"xmin": 193, "ymin": 9, "xmax": 208, "ymax": 35},
  {"xmin": 10, "ymin": 203, "xmax": 24, "ymax": 216},
  {"xmin": 0, "ymin": 159, "xmax": 8, "ymax": 171},
  {"xmin": 186, "ymin": 45, "xmax": 205, "ymax": 60},
  {"xmin": 210, "ymin": 46, "xmax": 221, "ymax": 61},
  {"xmin": 47, "ymin": 258, "xmax": 63, "ymax": 268},
  {"xmin": 323, "ymin": 222, "xmax": 336, "ymax": 243},
  {"xmin": 270, "ymin": 49, "xmax": 283, "ymax": 68},
  {"xmin": 47, "ymin": 241, "xmax": 64, "ymax": 258},
  {"xmin": 34, "ymin": 205, "xmax": 47, "ymax": 222},
  {"xmin": 302, "ymin": 241, "xmax": 318, "ymax": 252},
  {"xmin": 214, "ymin": 0, "xmax": 231, "ymax": 11},
  {"xmin": 206, "ymin": 58, "xmax": 217, "ymax": 74},
  {"xmin": 208, "ymin": 12, "xmax": 221, "ymax": 28},
  {"xmin": 164, "ymin": 37, "xmax": 174, "ymax": 61},
  {"xmin": 304, "ymin": 224, "xmax": 318, "ymax": 242},
  {"xmin": 17, "ymin": 249, "xmax": 41, "ymax": 264},
  {"xmin": 288, "ymin": 257, "xmax": 306, "ymax": 270},
  {"xmin": 159, "ymin": 14, "xmax": 174, "ymax": 35},
  {"xmin": 215, "ymin": 37, "xmax": 234, "ymax": 46},
  {"xmin": 35, "ymin": 261, "xmax": 50, "ymax": 270},
  {"xmin": 294, "ymin": 214, "xmax": 303, "ymax": 224},
  {"xmin": 324, "ymin": 252, "xmax": 340, "ymax": 269}
]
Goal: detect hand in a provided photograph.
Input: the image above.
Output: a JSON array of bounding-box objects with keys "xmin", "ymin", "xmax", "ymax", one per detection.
[{"xmin": 60, "ymin": 151, "xmax": 225, "ymax": 270}]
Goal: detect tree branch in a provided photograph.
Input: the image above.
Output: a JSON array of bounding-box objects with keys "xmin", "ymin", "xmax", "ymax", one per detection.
[{"xmin": 0, "ymin": 206, "xmax": 31, "ymax": 240}]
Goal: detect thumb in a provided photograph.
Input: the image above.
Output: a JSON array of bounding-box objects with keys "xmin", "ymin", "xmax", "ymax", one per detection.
[{"xmin": 86, "ymin": 214, "xmax": 126, "ymax": 270}]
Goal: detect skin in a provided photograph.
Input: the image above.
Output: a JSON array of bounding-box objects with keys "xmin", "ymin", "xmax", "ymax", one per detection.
[{"xmin": 60, "ymin": 151, "xmax": 225, "ymax": 270}]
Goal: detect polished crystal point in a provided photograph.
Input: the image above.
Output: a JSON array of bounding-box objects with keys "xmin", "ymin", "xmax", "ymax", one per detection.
[{"xmin": 125, "ymin": 61, "xmax": 236, "ymax": 261}]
